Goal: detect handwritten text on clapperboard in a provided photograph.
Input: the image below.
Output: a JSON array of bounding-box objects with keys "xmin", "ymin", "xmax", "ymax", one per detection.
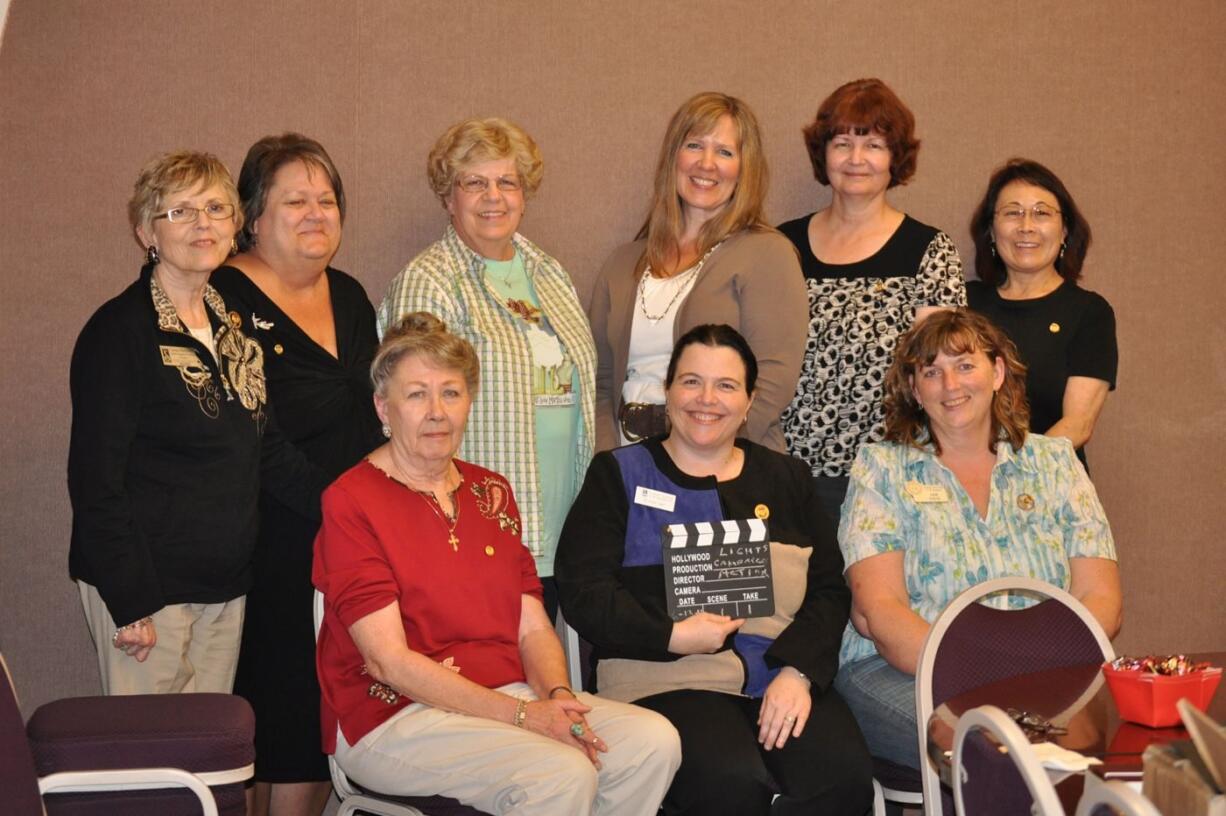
[{"xmin": 663, "ymin": 519, "xmax": 775, "ymax": 620}]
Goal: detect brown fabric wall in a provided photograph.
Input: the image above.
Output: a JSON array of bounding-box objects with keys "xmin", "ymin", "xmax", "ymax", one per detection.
[{"xmin": 1, "ymin": 1, "xmax": 1222, "ymax": 714}]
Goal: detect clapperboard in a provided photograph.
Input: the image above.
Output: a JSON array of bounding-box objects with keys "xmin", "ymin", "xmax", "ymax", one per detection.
[{"xmin": 662, "ymin": 518, "xmax": 774, "ymax": 620}]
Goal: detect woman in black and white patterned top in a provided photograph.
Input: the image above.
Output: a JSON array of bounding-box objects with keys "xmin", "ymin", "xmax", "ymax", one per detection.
[{"xmin": 778, "ymin": 78, "xmax": 966, "ymax": 519}]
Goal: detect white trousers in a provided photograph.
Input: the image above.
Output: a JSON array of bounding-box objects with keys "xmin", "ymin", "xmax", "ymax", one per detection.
[
  {"xmin": 336, "ymin": 682, "xmax": 681, "ymax": 816},
  {"xmin": 78, "ymin": 581, "xmax": 245, "ymax": 695}
]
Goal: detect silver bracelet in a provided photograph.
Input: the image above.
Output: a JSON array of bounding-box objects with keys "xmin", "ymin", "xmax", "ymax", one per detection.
[
  {"xmin": 111, "ymin": 616, "xmax": 153, "ymax": 646},
  {"xmin": 512, "ymin": 697, "xmax": 528, "ymax": 728}
]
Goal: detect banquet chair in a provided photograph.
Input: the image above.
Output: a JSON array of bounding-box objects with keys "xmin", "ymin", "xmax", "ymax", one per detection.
[
  {"xmin": 951, "ymin": 705, "xmax": 1063, "ymax": 816},
  {"xmin": 313, "ymin": 591, "xmax": 489, "ymax": 816},
  {"xmin": 1074, "ymin": 775, "xmax": 1161, "ymax": 816},
  {"xmin": 2, "ymin": 649, "xmax": 253, "ymax": 816},
  {"xmin": 916, "ymin": 576, "xmax": 1115, "ymax": 815}
]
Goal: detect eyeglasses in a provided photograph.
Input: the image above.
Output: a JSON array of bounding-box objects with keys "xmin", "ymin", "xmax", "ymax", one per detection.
[
  {"xmin": 994, "ymin": 204, "xmax": 1061, "ymax": 225},
  {"xmin": 153, "ymin": 202, "xmax": 237, "ymax": 224},
  {"xmin": 455, "ymin": 174, "xmax": 522, "ymax": 195}
]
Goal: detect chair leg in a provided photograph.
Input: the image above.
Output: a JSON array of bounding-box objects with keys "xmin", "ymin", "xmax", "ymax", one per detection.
[{"xmin": 873, "ymin": 778, "xmax": 886, "ymax": 816}]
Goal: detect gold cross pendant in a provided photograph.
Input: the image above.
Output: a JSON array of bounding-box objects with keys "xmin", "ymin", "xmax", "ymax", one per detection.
[{"xmin": 449, "ymin": 532, "xmax": 459, "ymax": 552}]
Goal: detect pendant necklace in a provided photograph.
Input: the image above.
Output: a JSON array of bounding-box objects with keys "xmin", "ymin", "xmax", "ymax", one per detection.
[
  {"xmin": 390, "ymin": 461, "xmax": 462, "ymax": 552},
  {"xmin": 420, "ymin": 493, "xmax": 460, "ymax": 552},
  {"xmin": 638, "ymin": 241, "xmax": 724, "ymax": 322}
]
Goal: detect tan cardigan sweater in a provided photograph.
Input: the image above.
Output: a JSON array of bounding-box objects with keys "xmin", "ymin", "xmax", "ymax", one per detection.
[{"xmin": 588, "ymin": 228, "xmax": 806, "ymax": 453}]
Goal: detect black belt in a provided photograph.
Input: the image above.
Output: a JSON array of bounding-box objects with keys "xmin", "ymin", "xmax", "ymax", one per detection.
[{"xmin": 617, "ymin": 399, "xmax": 669, "ymax": 442}]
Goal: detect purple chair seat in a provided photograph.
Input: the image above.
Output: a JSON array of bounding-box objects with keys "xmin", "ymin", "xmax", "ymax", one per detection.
[
  {"xmin": 872, "ymin": 756, "xmax": 921, "ymax": 792},
  {"xmin": 40, "ymin": 783, "xmax": 247, "ymax": 816},
  {"xmin": 28, "ymin": 693, "xmax": 254, "ymax": 816},
  {"xmin": 28, "ymin": 693, "xmax": 254, "ymax": 775},
  {"xmin": 350, "ymin": 786, "xmax": 489, "ymax": 816}
]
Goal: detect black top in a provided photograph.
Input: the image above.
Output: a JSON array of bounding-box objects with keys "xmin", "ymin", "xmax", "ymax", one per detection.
[
  {"xmin": 776, "ymin": 213, "xmax": 966, "ymax": 477},
  {"xmin": 555, "ymin": 438, "xmax": 850, "ymax": 692},
  {"xmin": 210, "ymin": 265, "xmax": 383, "ymax": 481},
  {"xmin": 967, "ymin": 279, "xmax": 1117, "ymax": 459},
  {"xmin": 68, "ymin": 264, "xmax": 327, "ymax": 627}
]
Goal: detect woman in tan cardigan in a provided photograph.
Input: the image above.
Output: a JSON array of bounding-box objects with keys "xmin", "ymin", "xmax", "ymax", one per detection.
[{"xmin": 588, "ymin": 92, "xmax": 806, "ymax": 452}]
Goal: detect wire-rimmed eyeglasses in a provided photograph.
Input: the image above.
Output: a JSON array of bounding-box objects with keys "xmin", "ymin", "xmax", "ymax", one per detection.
[
  {"xmin": 153, "ymin": 203, "xmax": 237, "ymax": 224},
  {"xmin": 994, "ymin": 204, "xmax": 1061, "ymax": 225},
  {"xmin": 455, "ymin": 174, "xmax": 522, "ymax": 195}
]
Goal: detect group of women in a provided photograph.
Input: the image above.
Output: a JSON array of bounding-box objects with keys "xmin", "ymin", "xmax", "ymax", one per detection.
[{"xmin": 68, "ymin": 76, "xmax": 1122, "ymax": 816}]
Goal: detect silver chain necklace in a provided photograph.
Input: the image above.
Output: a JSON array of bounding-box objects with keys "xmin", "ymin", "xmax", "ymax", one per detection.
[{"xmin": 637, "ymin": 241, "xmax": 723, "ymax": 323}]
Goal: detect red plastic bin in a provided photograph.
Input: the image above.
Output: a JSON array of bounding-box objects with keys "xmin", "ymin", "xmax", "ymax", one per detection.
[{"xmin": 1101, "ymin": 663, "xmax": 1222, "ymax": 728}]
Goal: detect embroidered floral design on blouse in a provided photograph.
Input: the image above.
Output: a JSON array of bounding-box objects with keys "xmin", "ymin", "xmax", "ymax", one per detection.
[
  {"xmin": 505, "ymin": 298, "xmax": 542, "ymax": 324},
  {"xmin": 471, "ymin": 476, "xmax": 520, "ymax": 537},
  {"xmin": 217, "ymin": 322, "xmax": 266, "ymax": 416},
  {"xmin": 359, "ymin": 664, "xmax": 400, "ymax": 705},
  {"xmin": 149, "ymin": 276, "xmax": 269, "ymax": 422}
]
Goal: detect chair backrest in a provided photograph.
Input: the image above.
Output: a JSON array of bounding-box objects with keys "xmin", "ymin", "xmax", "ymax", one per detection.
[
  {"xmin": 917, "ymin": 576, "xmax": 1114, "ymax": 815},
  {"xmin": 313, "ymin": 589, "xmax": 364, "ymax": 802},
  {"xmin": 1075, "ymin": 776, "xmax": 1162, "ymax": 816},
  {"xmin": 0, "ymin": 651, "xmax": 45, "ymax": 815},
  {"xmin": 952, "ymin": 705, "xmax": 1063, "ymax": 816}
]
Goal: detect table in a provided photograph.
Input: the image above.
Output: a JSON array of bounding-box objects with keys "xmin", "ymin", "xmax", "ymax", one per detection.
[{"xmin": 927, "ymin": 651, "xmax": 1225, "ymax": 811}]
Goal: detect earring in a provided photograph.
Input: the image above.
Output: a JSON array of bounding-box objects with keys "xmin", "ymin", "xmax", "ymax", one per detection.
[
  {"xmin": 741, "ymin": 415, "xmax": 748, "ymax": 425},
  {"xmin": 145, "ymin": 244, "xmax": 160, "ymax": 265},
  {"xmin": 1059, "ymin": 241, "xmax": 1066, "ymax": 259},
  {"xmin": 381, "ymin": 424, "xmax": 391, "ymax": 439},
  {"xmin": 230, "ymin": 238, "xmax": 239, "ymax": 256},
  {"xmin": 989, "ymin": 242, "xmax": 996, "ymax": 258}
]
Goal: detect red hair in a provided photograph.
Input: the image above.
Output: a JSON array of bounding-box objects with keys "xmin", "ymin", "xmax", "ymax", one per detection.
[{"xmin": 802, "ymin": 78, "xmax": 920, "ymax": 188}]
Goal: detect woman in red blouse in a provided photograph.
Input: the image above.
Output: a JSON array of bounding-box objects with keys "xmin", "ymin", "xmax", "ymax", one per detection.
[{"xmin": 312, "ymin": 312, "xmax": 679, "ymax": 815}]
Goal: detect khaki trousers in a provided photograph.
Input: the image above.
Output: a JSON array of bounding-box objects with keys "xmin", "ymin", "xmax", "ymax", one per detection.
[
  {"xmin": 78, "ymin": 581, "xmax": 245, "ymax": 695},
  {"xmin": 336, "ymin": 682, "xmax": 681, "ymax": 816}
]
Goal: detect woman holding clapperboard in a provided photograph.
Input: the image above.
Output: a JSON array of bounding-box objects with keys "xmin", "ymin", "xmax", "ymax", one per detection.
[{"xmin": 556, "ymin": 324, "xmax": 873, "ymax": 816}]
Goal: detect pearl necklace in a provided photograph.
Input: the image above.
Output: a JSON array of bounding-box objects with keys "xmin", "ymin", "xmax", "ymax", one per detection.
[{"xmin": 637, "ymin": 241, "xmax": 724, "ymax": 323}]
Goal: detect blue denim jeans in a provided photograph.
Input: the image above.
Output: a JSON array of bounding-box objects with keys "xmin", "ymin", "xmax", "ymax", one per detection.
[{"xmin": 833, "ymin": 654, "xmax": 920, "ymax": 769}]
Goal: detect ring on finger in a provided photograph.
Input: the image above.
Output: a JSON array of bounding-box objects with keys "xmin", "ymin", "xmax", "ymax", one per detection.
[
  {"xmin": 570, "ymin": 723, "xmax": 585, "ymax": 738},
  {"xmin": 783, "ymin": 715, "xmax": 795, "ymax": 723}
]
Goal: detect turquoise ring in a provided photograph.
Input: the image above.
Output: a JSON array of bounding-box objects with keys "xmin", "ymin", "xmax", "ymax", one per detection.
[{"xmin": 570, "ymin": 723, "xmax": 585, "ymax": 738}]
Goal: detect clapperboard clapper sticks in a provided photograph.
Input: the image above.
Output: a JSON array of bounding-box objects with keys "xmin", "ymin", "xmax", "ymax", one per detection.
[{"xmin": 662, "ymin": 519, "xmax": 775, "ymax": 621}]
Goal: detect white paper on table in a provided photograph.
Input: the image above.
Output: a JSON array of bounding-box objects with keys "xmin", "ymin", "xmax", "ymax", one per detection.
[{"xmin": 1031, "ymin": 741, "xmax": 1103, "ymax": 772}]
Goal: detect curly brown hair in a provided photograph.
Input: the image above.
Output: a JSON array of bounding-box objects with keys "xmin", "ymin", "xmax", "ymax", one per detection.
[
  {"xmin": 883, "ymin": 309, "xmax": 1029, "ymax": 454},
  {"xmin": 802, "ymin": 78, "xmax": 920, "ymax": 188}
]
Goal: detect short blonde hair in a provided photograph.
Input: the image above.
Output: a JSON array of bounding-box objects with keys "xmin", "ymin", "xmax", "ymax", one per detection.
[
  {"xmin": 883, "ymin": 309, "xmax": 1029, "ymax": 455},
  {"xmin": 426, "ymin": 117, "xmax": 544, "ymax": 204},
  {"xmin": 371, "ymin": 312, "xmax": 480, "ymax": 397},
  {"xmin": 127, "ymin": 151, "xmax": 242, "ymax": 250},
  {"xmin": 637, "ymin": 92, "xmax": 772, "ymax": 276}
]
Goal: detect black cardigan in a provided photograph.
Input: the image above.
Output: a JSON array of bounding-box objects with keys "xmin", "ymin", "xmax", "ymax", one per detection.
[
  {"xmin": 555, "ymin": 438, "xmax": 851, "ymax": 693},
  {"xmin": 68, "ymin": 264, "xmax": 326, "ymax": 627}
]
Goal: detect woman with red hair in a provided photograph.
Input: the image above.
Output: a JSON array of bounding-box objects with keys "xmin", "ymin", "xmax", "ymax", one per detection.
[{"xmin": 779, "ymin": 78, "xmax": 966, "ymax": 520}]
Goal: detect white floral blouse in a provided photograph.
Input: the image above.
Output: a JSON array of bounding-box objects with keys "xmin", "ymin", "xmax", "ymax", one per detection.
[{"xmin": 837, "ymin": 433, "xmax": 1116, "ymax": 666}]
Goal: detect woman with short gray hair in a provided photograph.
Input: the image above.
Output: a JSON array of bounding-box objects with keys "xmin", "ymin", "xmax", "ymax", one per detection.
[{"xmin": 69, "ymin": 150, "xmax": 323, "ymax": 699}]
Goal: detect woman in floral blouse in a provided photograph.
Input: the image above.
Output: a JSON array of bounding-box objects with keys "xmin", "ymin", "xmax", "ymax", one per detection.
[{"xmin": 832, "ymin": 309, "xmax": 1121, "ymax": 769}]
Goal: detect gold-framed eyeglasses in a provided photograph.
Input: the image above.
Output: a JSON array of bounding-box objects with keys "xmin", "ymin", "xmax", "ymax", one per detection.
[
  {"xmin": 153, "ymin": 202, "xmax": 237, "ymax": 223},
  {"xmin": 456, "ymin": 174, "xmax": 522, "ymax": 195},
  {"xmin": 995, "ymin": 204, "xmax": 1061, "ymax": 225}
]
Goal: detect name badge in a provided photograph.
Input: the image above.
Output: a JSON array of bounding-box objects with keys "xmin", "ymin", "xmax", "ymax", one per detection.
[
  {"xmin": 634, "ymin": 486, "xmax": 676, "ymax": 512},
  {"xmin": 905, "ymin": 480, "xmax": 949, "ymax": 503},
  {"xmin": 160, "ymin": 346, "xmax": 203, "ymax": 368},
  {"xmin": 534, "ymin": 393, "xmax": 577, "ymax": 407}
]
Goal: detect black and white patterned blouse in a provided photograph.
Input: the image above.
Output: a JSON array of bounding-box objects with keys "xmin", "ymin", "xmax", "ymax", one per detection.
[{"xmin": 778, "ymin": 214, "xmax": 967, "ymax": 478}]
